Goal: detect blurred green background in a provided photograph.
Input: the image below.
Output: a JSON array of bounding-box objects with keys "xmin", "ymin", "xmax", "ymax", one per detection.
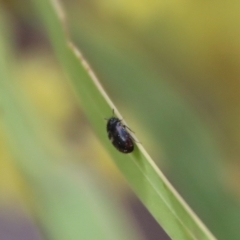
[{"xmin": 1, "ymin": 0, "xmax": 240, "ymax": 239}]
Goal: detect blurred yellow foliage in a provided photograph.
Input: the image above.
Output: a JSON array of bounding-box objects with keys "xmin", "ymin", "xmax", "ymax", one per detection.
[
  {"xmin": 96, "ymin": 0, "xmax": 167, "ymax": 28},
  {"xmin": 0, "ymin": 124, "xmax": 29, "ymax": 204},
  {"xmin": 16, "ymin": 52, "xmax": 75, "ymax": 126}
]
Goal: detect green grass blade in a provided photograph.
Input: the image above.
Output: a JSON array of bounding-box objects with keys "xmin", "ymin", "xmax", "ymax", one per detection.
[
  {"xmin": 30, "ymin": 0, "xmax": 217, "ymax": 239},
  {"xmin": 0, "ymin": 10, "xmax": 141, "ymax": 240}
]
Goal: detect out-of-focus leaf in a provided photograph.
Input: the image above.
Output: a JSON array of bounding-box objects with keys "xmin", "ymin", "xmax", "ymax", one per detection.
[{"xmin": 0, "ymin": 9, "xmax": 141, "ymax": 240}]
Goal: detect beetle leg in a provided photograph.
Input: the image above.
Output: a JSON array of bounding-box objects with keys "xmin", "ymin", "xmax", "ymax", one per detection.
[
  {"xmin": 123, "ymin": 126, "xmax": 141, "ymax": 143},
  {"xmin": 123, "ymin": 124, "xmax": 135, "ymax": 133},
  {"xmin": 129, "ymin": 134, "xmax": 141, "ymax": 143}
]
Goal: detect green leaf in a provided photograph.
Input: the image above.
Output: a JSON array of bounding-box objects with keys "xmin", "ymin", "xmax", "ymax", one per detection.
[
  {"xmin": 29, "ymin": 0, "xmax": 217, "ymax": 239},
  {"xmin": 0, "ymin": 9, "xmax": 140, "ymax": 240}
]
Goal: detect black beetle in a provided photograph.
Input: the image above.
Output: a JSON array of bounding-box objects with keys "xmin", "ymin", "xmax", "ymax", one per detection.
[{"xmin": 105, "ymin": 110, "xmax": 134, "ymax": 153}]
